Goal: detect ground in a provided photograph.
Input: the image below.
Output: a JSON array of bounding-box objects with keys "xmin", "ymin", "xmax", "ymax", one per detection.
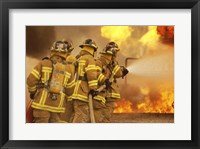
[{"xmin": 110, "ymin": 113, "xmax": 174, "ymax": 123}]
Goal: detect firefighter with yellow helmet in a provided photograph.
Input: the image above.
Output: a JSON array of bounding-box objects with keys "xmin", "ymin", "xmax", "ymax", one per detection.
[
  {"xmin": 27, "ymin": 40, "xmax": 75, "ymax": 123},
  {"xmin": 97, "ymin": 42, "xmax": 129, "ymax": 122},
  {"xmin": 71, "ymin": 39, "xmax": 98, "ymax": 123}
]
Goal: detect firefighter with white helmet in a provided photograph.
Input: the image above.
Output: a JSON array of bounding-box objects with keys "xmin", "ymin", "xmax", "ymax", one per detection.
[
  {"xmin": 96, "ymin": 42, "xmax": 129, "ymax": 122},
  {"xmin": 71, "ymin": 39, "xmax": 99, "ymax": 123},
  {"xmin": 27, "ymin": 39, "xmax": 75, "ymax": 123}
]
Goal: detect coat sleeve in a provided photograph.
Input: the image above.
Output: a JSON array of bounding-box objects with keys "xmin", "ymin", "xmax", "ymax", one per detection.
[
  {"xmin": 65, "ymin": 64, "xmax": 76, "ymax": 97},
  {"xmin": 112, "ymin": 62, "xmax": 123, "ymax": 78},
  {"xmin": 84, "ymin": 57, "xmax": 98, "ymax": 90},
  {"xmin": 96, "ymin": 60, "xmax": 107, "ymax": 85},
  {"xmin": 27, "ymin": 62, "xmax": 42, "ymax": 94}
]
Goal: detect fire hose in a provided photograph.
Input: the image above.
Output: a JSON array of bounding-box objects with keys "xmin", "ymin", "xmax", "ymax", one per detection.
[
  {"xmin": 89, "ymin": 73, "xmax": 115, "ymax": 123},
  {"xmin": 89, "ymin": 65, "xmax": 128, "ymax": 123}
]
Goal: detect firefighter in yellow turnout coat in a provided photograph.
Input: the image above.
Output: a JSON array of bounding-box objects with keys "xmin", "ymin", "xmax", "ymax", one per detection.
[
  {"xmin": 97, "ymin": 42, "xmax": 129, "ymax": 122},
  {"xmin": 71, "ymin": 39, "xmax": 99, "ymax": 123},
  {"xmin": 27, "ymin": 40, "xmax": 75, "ymax": 123},
  {"xmin": 59, "ymin": 50, "xmax": 76, "ymax": 122}
]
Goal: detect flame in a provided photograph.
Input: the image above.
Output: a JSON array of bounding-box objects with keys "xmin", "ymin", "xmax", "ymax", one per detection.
[
  {"xmin": 139, "ymin": 26, "xmax": 160, "ymax": 49},
  {"xmin": 114, "ymin": 99, "xmax": 134, "ymax": 113},
  {"xmin": 114, "ymin": 86, "xmax": 174, "ymax": 113},
  {"xmin": 101, "ymin": 26, "xmax": 133, "ymax": 46}
]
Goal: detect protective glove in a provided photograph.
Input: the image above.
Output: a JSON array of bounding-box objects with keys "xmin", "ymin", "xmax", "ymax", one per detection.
[
  {"xmin": 121, "ymin": 66, "xmax": 129, "ymax": 77},
  {"xmin": 105, "ymin": 79, "xmax": 112, "ymax": 88},
  {"xmin": 89, "ymin": 90, "xmax": 98, "ymax": 97}
]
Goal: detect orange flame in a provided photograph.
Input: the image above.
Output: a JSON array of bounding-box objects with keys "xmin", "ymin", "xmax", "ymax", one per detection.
[{"xmin": 114, "ymin": 87, "xmax": 174, "ymax": 113}]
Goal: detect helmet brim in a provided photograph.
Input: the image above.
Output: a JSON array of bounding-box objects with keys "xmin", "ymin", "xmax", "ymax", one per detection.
[{"xmin": 79, "ymin": 44, "xmax": 98, "ymax": 50}]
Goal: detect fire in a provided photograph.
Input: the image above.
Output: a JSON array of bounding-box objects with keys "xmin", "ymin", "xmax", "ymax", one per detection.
[
  {"xmin": 114, "ymin": 99, "xmax": 133, "ymax": 113},
  {"xmin": 101, "ymin": 26, "xmax": 133, "ymax": 46},
  {"xmin": 114, "ymin": 87, "xmax": 174, "ymax": 113},
  {"xmin": 157, "ymin": 26, "xmax": 174, "ymax": 44},
  {"xmin": 139, "ymin": 26, "xmax": 160, "ymax": 49}
]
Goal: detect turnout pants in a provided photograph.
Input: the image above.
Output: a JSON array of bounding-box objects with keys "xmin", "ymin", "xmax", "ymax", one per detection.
[{"xmin": 33, "ymin": 109, "xmax": 66, "ymax": 123}]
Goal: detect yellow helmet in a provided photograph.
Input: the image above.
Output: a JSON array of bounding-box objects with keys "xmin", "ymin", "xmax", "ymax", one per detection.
[
  {"xmin": 79, "ymin": 39, "xmax": 98, "ymax": 51},
  {"xmin": 100, "ymin": 42, "xmax": 120, "ymax": 56}
]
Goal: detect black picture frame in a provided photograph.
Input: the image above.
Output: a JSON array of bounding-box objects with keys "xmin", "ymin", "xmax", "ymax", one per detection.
[{"xmin": 0, "ymin": 0, "xmax": 199, "ymax": 148}]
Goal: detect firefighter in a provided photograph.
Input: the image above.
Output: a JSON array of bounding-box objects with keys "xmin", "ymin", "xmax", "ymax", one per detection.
[
  {"xmin": 59, "ymin": 44, "xmax": 76, "ymax": 123},
  {"xmin": 27, "ymin": 40, "xmax": 75, "ymax": 123},
  {"xmin": 98, "ymin": 42, "xmax": 129, "ymax": 123},
  {"xmin": 71, "ymin": 39, "xmax": 98, "ymax": 123}
]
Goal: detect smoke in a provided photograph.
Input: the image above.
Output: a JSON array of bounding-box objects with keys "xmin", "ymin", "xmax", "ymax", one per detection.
[{"xmin": 26, "ymin": 26, "xmax": 56, "ymax": 59}]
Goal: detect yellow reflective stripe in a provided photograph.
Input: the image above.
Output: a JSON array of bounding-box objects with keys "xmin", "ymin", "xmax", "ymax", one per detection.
[
  {"xmin": 65, "ymin": 71, "xmax": 71, "ymax": 76},
  {"xmin": 41, "ymin": 72, "xmax": 47, "ymax": 83},
  {"xmin": 79, "ymin": 60, "xmax": 86, "ymax": 64},
  {"xmin": 42, "ymin": 67, "xmax": 52, "ymax": 71},
  {"xmin": 89, "ymin": 83, "xmax": 97, "ymax": 87},
  {"xmin": 98, "ymin": 73, "xmax": 104, "ymax": 82},
  {"xmin": 107, "ymin": 93, "xmax": 121, "ymax": 98},
  {"xmin": 41, "ymin": 89, "xmax": 48, "ymax": 105},
  {"xmin": 86, "ymin": 65, "xmax": 96, "ymax": 68},
  {"xmin": 85, "ymin": 65, "xmax": 97, "ymax": 72},
  {"xmin": 72, "ymin": 94, "xmax": 88, "ymax": 102},
  {"xmin": 106, "ymin": 51, "xmax": 113, "ymax": 54},
  {"xmin": 74, "ymin": 80, "xmax": 81, "ymax": 94},
  {"xmin": 88, "ymin": 80, "xmax": 98, "ymax": 83},
  {"xmin": 96, "ymin": 66, "xmax": 102, "ymax": 71},
  {"xmin": 63, "ymin": 72, "xmax": 71, "ymax": 86},
  {"xmin": 67, "ymin": 95, "xmax": 73, "ymax": 101},
  {"xmin": 42, "ymin": 70, "xmax": 52, "ymax": 73},
  {"xmin": 31, "ymin": 102, "xmax": 65, "ymax": 113},
  {"xmin": 88, "ymin": 80, "xmax": 98, "ymax": 87},
  {"xmin": 112, "ymin": 65, "xmax": 120, "ymax": 75},
  {"xmin": 28, "ymin": 85, "xmax": 37, "ymax": 92},
  {"xmin": 59, "ymin": 93, "xmax": 66, "ymax": 107},
  {"xmin": 94, "ymin": 95, "xmax": 106, "ymax": 103},
  {"xmin": 85, "ymin": 68, "xmax": 97, "ymax": 72},
  {"xmin": 72, "ymin": 93, "xmax": 88, "ymax": 100},
  {"xmin": 31, "ymin": 69, "xmax": 40, "ymax": 80},
  {"xmin": 78, "ymin": 65, "xmax": 85, "ymax": 76},
  {"xmin": 39, "ymin": 89, "xmax": 48, "ymax": 105},
  {"xmin": 39, "ymin": 90, "xmax": 45, "ymax": 104},
  {"xmin": 66, "ymin": 79, "xmax": 75, "ymax": 88}
]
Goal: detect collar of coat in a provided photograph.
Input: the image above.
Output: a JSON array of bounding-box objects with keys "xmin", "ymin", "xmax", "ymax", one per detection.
[{"xmin": 79, "ymin": 50, "xmax": 94, "ymax": 57}]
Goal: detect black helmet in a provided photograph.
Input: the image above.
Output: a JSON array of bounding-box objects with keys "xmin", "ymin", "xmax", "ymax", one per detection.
[
  {"xmin": 51, "ymin": 40, "xmax": 74, "ymax": 53},
  {"xmin": 106, "ymin": 42, "xmax": 119, "ymax": 50},
  {"xmin": 100, "ymin": 41, "xmax": 120, "ymax": 56},
  {"xmin": 79, "ymin": 39, "xmax": 98, "ymax": 50}
]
